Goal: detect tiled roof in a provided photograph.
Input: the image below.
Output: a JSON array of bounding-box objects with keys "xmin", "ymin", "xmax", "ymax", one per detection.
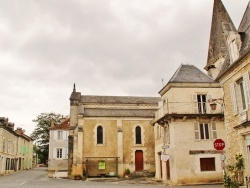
[
  {"xmin": 80, "ymin": 95, "xmax": 160, "ymax": 105},
  {"xmin": 169, "ymin": 64, "xmax": 216, "ymax": 83},
  {"xmin": 50, "ymin": 118, "xmax": 70, "ymax": 130}
]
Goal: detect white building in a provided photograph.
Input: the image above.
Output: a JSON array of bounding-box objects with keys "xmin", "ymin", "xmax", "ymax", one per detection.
[
  {"xmin": 48, "ymin": 118, "xmax": 69, "ymax": 178},
  {"xmin": 152, "ymin": 64, "xmax": 226, "ymax": 185}
]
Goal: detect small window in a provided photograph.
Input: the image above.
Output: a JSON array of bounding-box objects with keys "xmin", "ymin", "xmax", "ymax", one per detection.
[
  {"xmin": 194, "ymin": 123, "xmax": 214, "ymax": 140},
  {"xmin": 57, "ymin": 148, "xmax": 63, "ymax": 158},
  {"xmin": 57, "ymin": 131, "xmax": 63, "ymax": 140},
  {"xmin": 135, "ymin": 126, "xmax": 142, "ymax": 144},
  {"xmin": 200, "ymin": 123, "xmax": 209, "ymax": 140},
  {"xmin": 197, "ymin": 95, "xmax": 207, "ymax": 114},
  {"xmin": 200, "ymin": 158, "xmax": 215, "ymax": 171},
  {"xmin": 230, "ymin": 72, "xmax": 250, "ymax": 114},
  {"xmin": 97, "ymin": 126, "xmax": 103, "ymax": 144}
]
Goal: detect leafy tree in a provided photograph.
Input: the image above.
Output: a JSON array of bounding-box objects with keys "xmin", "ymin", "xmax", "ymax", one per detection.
[{"xmin": 31, "ymin": 112, "xmax": 63, "ymax": 164}]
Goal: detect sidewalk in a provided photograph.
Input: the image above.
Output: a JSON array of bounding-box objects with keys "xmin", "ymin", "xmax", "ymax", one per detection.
[
  {"xmin": 87, "ymin": 176, "xmax": 164, "ymax": 185},
  {"xmin": 87, "ymin": 176, "xmax": 225, "ymax": 187}
]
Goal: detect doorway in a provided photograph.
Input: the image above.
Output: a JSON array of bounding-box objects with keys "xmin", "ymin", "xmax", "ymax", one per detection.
[{"xmin": 135, "ymin": 150, "xmax": 143, "ymax": 171}]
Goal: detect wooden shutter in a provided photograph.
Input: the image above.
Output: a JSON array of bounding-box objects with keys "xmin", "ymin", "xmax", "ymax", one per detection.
[
  {"xmin": 53, "ymin": 131, "xmax": 57, "ymax": 140},
  {"xmin": 63, "ymin": 131, "xmax": 67, "ymax": 140},
  {"xmin": 206, "ymin": 94, "xmax": 212, "ymax": 114},
  {"xmin": 211, "ymin": 122, "xmax": 217, "ymax": 139},
  {"xmin": 243, "ymin": 72, "xmax": 250, "ymax": 108},
  {"xmin": 194, "ymin": 122, "xmax": 200, "ymax": 140},
  {"xmin": 62, "ymin": 148, "xmax": 66, "ymax": 159},
  {"xmin": 65, "ymin": 148, "xmax": 68, "ymax": 159},
  {"xmin": 230, "ymin": 83, "xmax": 238, "ymax": 115},
  {"xmin": 193, "ymin": 94, "xmax": 198, "ymax": 113}
]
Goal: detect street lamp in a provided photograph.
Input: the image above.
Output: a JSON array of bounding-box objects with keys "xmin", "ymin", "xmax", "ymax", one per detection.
[{"xmin": 208, "ymin": 98, "xmax": 224, "ymax": 111}]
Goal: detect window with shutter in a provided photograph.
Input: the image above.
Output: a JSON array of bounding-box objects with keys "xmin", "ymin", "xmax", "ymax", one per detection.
[
  {"xmin": 233, "ymin": 73, "xmax": 250, "ymax": 113},
  {"xmin": 193, "ymin": 94, "xmax": 209, "ymax": 114}
]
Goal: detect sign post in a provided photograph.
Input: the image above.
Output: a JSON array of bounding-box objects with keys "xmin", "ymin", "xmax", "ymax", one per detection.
[{"xmin": 214, "ymin": 139, "xmax": 226, "ymax": 175}]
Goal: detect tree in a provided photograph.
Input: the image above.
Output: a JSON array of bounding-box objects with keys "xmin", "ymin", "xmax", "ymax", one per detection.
[{"xmin": 31, "ymin": 112, "xmax": 63, "ymax": 164}]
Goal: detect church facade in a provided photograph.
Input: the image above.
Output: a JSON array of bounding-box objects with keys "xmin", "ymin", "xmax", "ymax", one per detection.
[{"xmin": 68, "ymin": 85, "xmax": 160, "ymax": 178}]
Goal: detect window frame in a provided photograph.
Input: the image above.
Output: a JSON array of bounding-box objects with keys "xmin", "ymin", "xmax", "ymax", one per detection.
[
  {"xmin": 193, "ymin": 94, "xmax": 211, "ymax": 114},
  {"xmin": 231, "ymin": 72, "xmax": 250, "ymax": 114},
  {"xmin": 194, "ymin": 122, "xmax": 217, "ymax": 140},
  {"xmin": 97, "ymin": 125, "xmax": 103, "ymax": 144},
  {"xmin": 135, "ymin": 126, "xmax": 142, "ymax": 144},
  {"xmin": 56, "ymin": 148, "xmax": 63, "ymax": 159},
  {"xmin": 200, "ymin": 158, "xmax": 216, "ymax": 171},
  {"xmin": 57, "ymin": 131, "xmax": 63, "ymax": 140}
]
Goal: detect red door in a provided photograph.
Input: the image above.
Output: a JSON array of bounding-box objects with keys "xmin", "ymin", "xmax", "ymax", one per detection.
[{"xmin": 135, "ymin": 150, "xmax": 143, "ymax": 171}]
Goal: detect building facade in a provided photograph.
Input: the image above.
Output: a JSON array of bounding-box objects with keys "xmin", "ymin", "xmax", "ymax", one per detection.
[
  {"xmin": 68, "ymin": 84, "xmax": 160, "ymax": 179},
  {"xmin": 48, "ymin": 118, "xmax": 69, "ymax": 178},
  {"xmin": 205, "ymin": 0, "xmax": 250, "ymax": 182},
  {"xmin": 0, "ymin": 117, "xmax": 33, "ymax": 175},
  {"xmin": 152, "ymin": 64, "xmax": 225, "ymax": 185}
]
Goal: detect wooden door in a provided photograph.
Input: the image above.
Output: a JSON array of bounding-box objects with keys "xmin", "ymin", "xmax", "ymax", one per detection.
[{"xmin": 135, "ymin": 150, "xmax": 143, "ymax": 171}]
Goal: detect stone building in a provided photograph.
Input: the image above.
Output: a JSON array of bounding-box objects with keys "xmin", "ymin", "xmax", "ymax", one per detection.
[
  {"xmin": 68, "ymin": 84, "xmax": 160, "ymax": 179},
  {"xmin": 152, "ymin": 64, "xmax": 225, "ymax": 185},
  {"xmin": 205, "ymin": 0, "xmax": 250, "ymax": 182},
  {"xmin": 0, "ymin": 117, "xmax": 33, "ymax": 175},
  {"xmin": 48, "ymin": 118, "xmax": 69, "ymax": 178}
]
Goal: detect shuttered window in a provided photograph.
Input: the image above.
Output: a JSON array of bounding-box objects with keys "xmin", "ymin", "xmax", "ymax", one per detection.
[
  {"xmin": 193, "ymin": 94, "xmax": 210, "ymax": 114},
  {"xmin": 194, "ymin": 123, "xmax": 214, "ymax": 140},
  {"xmin": 231, "ymin": 72, "xmax": 250, "ymax": 115}
]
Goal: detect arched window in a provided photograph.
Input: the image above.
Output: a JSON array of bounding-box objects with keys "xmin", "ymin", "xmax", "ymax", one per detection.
[
  {"xmin": 97, "ymin": 126, "xmax": 103, "ymax": 144},
  {"xmin": 135, "ymin": 126, "xmax": 142, "ymax": 144}
]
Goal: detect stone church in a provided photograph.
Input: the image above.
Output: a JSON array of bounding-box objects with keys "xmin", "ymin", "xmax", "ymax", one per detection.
[{"xmin": 68, "ymin": 84, "xmax": 160, "ymax": 178}]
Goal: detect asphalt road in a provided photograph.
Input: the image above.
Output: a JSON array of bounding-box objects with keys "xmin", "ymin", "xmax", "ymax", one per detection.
[{"xmin": 0, "ymin": 167, "xmax": 223, "ymax": 188}]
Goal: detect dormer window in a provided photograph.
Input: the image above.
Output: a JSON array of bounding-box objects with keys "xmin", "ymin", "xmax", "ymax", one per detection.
[
  {"xmin": 229, "ymin": 39, "xmax": 238, "ymax": 62},
  {"xmin": 227, "ymin": 31, "xmax": 242, "ymax": 64}
]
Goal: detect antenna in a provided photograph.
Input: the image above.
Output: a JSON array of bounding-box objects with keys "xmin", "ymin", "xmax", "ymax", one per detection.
[{"xmin": 162, "ymin": 79, "xmax": 164, "ymax": 87}]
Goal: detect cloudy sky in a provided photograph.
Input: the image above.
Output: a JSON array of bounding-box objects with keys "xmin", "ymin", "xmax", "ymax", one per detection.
[{"xmin": 0, "ymin": 0, "xmax": 248, "ymax": 136}]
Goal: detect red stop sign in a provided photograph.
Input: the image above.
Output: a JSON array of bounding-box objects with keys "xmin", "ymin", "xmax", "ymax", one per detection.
[{"xmin": 214, "ymin": 139, "xmax": 225, "ymax": 150}]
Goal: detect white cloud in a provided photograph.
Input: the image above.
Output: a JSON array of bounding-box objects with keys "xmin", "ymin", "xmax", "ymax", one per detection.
[{"xmin": 0, "ymin": 0, "xmax": 248, "ymax": 135}]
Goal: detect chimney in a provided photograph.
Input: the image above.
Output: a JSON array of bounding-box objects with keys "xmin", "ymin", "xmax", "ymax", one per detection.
[
  {"xmin": 8, "ymin": 123, "xmax": 14, "ymax": 131},
  {"xmin": 51, "ymin": 119, "xmax": 55, "ymax": 127},
  {"xmin": 15, "ymin": 127, "xmax": 24, "ymax": 135}
]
